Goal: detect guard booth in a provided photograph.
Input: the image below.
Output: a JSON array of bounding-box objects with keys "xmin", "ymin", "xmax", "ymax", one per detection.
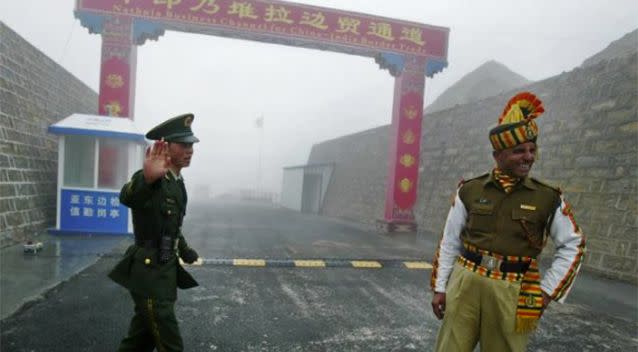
[
  {"xmin": 47, "ymin": 114, "xmax": 147, "ymax": 236},
  {"xmin": 281, "ymin": 163, "xmax": 334, "ymax": 214}
]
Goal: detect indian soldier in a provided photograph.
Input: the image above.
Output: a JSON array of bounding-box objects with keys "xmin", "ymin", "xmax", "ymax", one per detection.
[{"xmin": 430, "ymin": 92, "xmax": 586, "ymax": 351}]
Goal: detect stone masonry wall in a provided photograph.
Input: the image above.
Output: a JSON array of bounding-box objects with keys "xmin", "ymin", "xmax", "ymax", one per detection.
[
  {"xmin": 0, "ymin": 22, "xmax": 98, "ymax": 246},
  {"xmin": 309, "ymin": 126, "xmax": 388, "ymax": 224},
  {"xmin": 308, "ymin": 54, "xmax": 638, "ymax": 282}
]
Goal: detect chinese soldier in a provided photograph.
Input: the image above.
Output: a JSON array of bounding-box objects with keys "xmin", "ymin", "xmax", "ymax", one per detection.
[{"xmin": 109, "ymin": 113, "xmax": 201, "ymax": 352}]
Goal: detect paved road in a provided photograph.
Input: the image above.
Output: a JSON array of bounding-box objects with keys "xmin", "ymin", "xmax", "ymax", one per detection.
[{"xmin": 1, "ymin": 201, "xmax": 636, "ymax": 351}]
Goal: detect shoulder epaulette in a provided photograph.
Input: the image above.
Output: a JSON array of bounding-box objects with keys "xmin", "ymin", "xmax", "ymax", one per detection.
[
  {"xmin": 463, "ymin": 173, "xmax": 489, "ymax": 183},
  {"xmin": 456, "ymin": 173, "xmax": 489, "ymax": 189},
  {"xmin": 531, "ymin": 177, "xmax": 562, "ymax": 193}
]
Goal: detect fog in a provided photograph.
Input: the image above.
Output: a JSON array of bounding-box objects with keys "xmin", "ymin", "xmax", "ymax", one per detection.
[{"xmin": 1, "ymin": 0, "xmax": 636, "ymax": 197}]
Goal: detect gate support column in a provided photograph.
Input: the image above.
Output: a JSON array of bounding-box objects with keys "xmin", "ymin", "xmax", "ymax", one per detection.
[
  {"xmin": 377, "ymin": 55, "xmax": 427, "ymax": 233},
  {"xmin": 98, "ymin": 16, "xmax": 137, "ymax": 118}
]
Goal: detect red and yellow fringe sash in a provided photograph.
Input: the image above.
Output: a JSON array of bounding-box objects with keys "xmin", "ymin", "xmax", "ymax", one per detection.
[{"xmin": 461, "ymin": 243, "xmax": 543, "ymax": 333}]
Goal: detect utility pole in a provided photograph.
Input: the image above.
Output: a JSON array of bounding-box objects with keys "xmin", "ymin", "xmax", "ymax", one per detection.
[{"xmin": 256, "ymin": 114, "xmax": 264, "ymax": 192}]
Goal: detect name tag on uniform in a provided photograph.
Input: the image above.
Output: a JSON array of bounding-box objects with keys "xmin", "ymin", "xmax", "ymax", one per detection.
[
  {"xmin": 520, "ymin": 204, "xmax": 536, "ymax": 211},
  {"xmin": 166, "ymin": 198, "xmax": 176, "ymax": 204}
]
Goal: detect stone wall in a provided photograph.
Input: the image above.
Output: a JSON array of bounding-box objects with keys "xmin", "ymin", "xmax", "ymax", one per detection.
[
  {"xmin": 0, "ymin": 22, "xmax": 98, "ymax": 246},
  {"xmin": 309, "ymin": 126, "xmax": 388, "ymax": 224},
  {"xmin": 308, "ymin": 54, "xmax": 638, "ymax": 282}
]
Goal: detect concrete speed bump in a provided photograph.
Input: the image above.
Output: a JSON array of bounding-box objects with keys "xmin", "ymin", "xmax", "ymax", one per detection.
[
  {"xmin": 233, "ymin": 259, "xmax": 266, "ymax": 267},
  {"xmin": 351, "ymin": 260, "xmax": 382, "ymax": 269},
  {"xmin": 198, "ymin": 258, "xmax": 432, "ymax": 270},
  {"xmin": 294, "ymin": 260, "xmax": 326, "ymax": 268},
  {"xmin": 403, "ymin": 261, "xmax": 433, "ymax": 269}
]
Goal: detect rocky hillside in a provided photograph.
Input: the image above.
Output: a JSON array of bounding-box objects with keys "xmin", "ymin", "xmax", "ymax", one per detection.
[
  {"xmin": 581, "ymin": 29, "xmax": 637, "ymax": 67},
  {"xmin": 425, "ymin": 60, "xmax": 531, "ymax": 114}
]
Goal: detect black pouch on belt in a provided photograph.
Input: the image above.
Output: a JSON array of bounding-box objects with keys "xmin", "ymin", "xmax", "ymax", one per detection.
[{"xmin": 159, "ymin": 236, "xmax": 174, "ymax": 264}]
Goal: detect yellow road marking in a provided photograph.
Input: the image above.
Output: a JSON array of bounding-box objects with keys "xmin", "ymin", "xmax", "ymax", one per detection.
[
  {"xmin": 403, "ymin": 261, "xmax": 433, "ymax": 269},
  {"xmin": 351, "ymin": 260, "xmax": 382, "ymax": 268},
  {"xmin": 233, "ymin": 259, "xmax": 266, "ymax": 267},
  {"xmin": 294, "ymin": 260, "xmax": 326, "ymax": 268}
]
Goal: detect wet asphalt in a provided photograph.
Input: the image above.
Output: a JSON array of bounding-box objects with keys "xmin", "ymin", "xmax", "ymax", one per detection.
[{"xmin": 1, "ymin": 201, "xmax": 636, "ymax": 351}]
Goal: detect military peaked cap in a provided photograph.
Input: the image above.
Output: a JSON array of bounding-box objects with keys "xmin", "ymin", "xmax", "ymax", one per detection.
[{"xmin": 146, "ymin": 113, "xmax": 200, "ymax": 143}]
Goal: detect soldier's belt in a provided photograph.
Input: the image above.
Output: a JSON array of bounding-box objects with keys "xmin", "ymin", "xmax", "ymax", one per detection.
[
  {"xmin": 461, "ymin": 249, "xmax": 530, "ymax": 273},
  {"xmin": 136, "ymin": 239, "xmax": 159, "ymax": 248},
  {"xmin": 135, "ymin": 238, "xmax": 178, "ymax": 250}
]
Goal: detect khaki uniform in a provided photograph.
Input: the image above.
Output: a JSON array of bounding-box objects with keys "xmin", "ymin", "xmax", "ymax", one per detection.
[
  {"xmin": 432, "ymin": 92, "xmax": 586, "ymax": 352},
  {"xmin": 431, "ymin": 172, "xmax": 586, "ymax": 352},
  {"xmin": 459, "ymin": 173, "xmax": 560, "ymax": 257}
]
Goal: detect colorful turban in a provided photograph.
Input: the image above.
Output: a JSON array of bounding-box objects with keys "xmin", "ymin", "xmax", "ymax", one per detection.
[{"xmin": 489, "ymin": 92, "xmax": 545, "ymax": 150}]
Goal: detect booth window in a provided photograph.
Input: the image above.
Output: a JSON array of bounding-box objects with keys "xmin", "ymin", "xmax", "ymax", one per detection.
[
  {"xmin": 98, "ymin": 138, "xmax": 129, "ymax": 189},
  {"xmin": 64, "ymin": 135, "xmax": 95, "ymax": 187}
]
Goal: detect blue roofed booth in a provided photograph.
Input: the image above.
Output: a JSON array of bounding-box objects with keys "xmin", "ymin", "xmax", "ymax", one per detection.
[{"xmin": 48, "ymin": 114, "xmax": 147, "ymax": 236}]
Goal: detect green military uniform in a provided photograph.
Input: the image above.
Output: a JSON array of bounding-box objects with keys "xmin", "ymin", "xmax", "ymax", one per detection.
[{"xmin": 109, "ymin": 113, "xmax": 200, "ymax": 352}]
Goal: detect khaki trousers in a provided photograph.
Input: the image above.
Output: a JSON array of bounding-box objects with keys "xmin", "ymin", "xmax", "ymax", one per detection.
[{"xmin": 435, "ymin": 263, "xmax": 531, "ymax": 352}]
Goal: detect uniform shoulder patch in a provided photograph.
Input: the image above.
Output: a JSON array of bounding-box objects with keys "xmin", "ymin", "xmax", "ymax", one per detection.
[
  {"xmin": 462, "ymin": 173, "xmax": 489, "ymax": 185},
  {"xmin": 457, "ymin": 173, "xmax": 489, "ymax": 202},
  {"xmin": 530, "ymin": 177, "xmax": 561, "ymax": 193}
]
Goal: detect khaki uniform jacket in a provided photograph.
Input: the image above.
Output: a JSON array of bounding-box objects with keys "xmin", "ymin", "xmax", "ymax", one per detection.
[
  {"xmin": 458, "ymin": 173, "xmax": 560, "ymax": 257},
  {"xmin": 108, "ymin": 170, "xmax": 198, "ymax": 300},
  {"xmin": 431, "ymin": 172, "xmax": 586, "ymax": 303}
]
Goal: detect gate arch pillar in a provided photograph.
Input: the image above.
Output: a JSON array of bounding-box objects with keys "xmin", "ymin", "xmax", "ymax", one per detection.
[
  {"xmin": 77, "ymin": 12, "xmax": 165, "ymax": 119},
  {"xmin": 377, "ymin": 55, "xmax": 428, "ymax": 233},
  {"xmin": 98, "ymin": 16, "xmax": 137, "ymax": 118}
]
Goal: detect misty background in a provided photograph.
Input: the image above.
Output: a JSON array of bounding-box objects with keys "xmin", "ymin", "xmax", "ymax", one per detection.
[{"xmin": 1, "ymin": 0, "xmax": 637, "ymax": 197}]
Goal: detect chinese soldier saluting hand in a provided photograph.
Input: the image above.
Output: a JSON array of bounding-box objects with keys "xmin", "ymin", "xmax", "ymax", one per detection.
[
  {"xmin": 109, "ymin": 113, "xmax": 201, "ymax": 352},
  {"xmin": 430, "ymin": 92, "xmax": 586, "ymax": 352}
]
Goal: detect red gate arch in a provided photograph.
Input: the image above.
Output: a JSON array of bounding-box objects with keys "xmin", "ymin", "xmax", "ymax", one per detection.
[{"xmin": 75, "ymin": 0, "xmax": 449, "ymax": 232}]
